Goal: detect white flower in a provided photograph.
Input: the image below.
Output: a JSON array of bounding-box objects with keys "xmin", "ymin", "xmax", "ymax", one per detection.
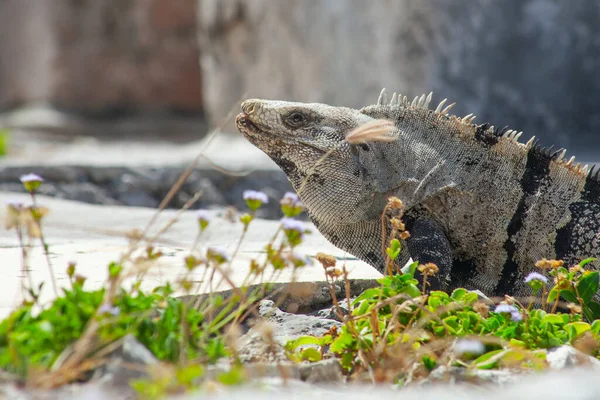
[
  {"xmin": 494, "ymin": 304, "xmax": 522, "ymax": 322},
  {"xmin": 281, "ymin": 217, "xmax": 304, "ymax": 233},
  {"xmin": 195, "ymin": 209, "xmax": 211, "ymax": 222},
  {"xmin": 20, "ymin": 173, "xmax": 44, "ymax": 183},
  {"xmin": 524, "ymin": 272, "xmax": 549, "ymax": 284},
  {"xmin": 243, "ymin": 190, "xmax": 269, "ymax": 204}
]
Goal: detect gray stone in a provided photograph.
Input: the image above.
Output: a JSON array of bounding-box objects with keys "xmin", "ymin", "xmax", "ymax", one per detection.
[
  {"xmin": 57, "ymin": 183, "xmax": 118, "ymax": 205},
  {"xmin": 0, "ymin": 0, "xmax": 202, "ymax": 114},
  {"xmin": 198, "ymin": 0, "xmax": 600, "ymax": 156},
  {"xmin": 236, "ymin": 300, "xmax": 341, "ymax": 363},
  {"xmin": 299, "ymin": 358, "xmax": 344, "ymax": 385},
  {"xmin": 546, "ymin": 345, "xmax": 600, "ymax": 370},
  {"xmin": 424, "ymin": 366, "xmax": 519, "ymax": 386},
  {"xmin": 92, "ymin": 334, "xmax": 158, "ymax": 391}
]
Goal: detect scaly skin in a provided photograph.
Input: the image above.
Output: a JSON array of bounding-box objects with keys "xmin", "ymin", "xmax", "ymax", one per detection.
[{"xmin": 236, "ymin": 91, "xmax": 600, "ymax": 298}]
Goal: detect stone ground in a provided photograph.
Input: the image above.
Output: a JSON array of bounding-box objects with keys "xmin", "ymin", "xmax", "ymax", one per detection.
[{"xmin": 0, "ymin": 191, "xmax": 381, "ymax": 319}]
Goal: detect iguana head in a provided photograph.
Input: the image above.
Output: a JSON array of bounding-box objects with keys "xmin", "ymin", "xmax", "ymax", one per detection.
[{"xmin": 236, "ymin": 99, "xmax": 373, "ymax": 188}]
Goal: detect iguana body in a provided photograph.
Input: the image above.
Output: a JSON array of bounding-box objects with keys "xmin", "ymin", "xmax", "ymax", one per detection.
[{"xmin": 236, "ymin": 90, "xmax": 600, "ymax": 297}]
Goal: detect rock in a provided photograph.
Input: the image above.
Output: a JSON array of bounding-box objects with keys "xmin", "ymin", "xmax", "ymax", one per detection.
[
  {"xmin": 298, "ymin": 358, "xmax": 344, "ymax": 385},
  {"xmin": 92, "ymin": 334, "xmax": 158, "ymax": 389},
  {"xmin": 198, "ymin": 0, "xmax": 600, "ymax": 155},
  {"xmin": 236, "ymin": 300, "xmax": 341, "ymax": 363},
  {"xmin": 424, "ymin": 366, "xmax": 519, "ymax": 386},
  {"xmin": 546, "ymin": 345, "xmax": 600, "ymax": 370},
  {"xmin": 57, "ymin": 183, "xmax": 118, "ymax": 205}
]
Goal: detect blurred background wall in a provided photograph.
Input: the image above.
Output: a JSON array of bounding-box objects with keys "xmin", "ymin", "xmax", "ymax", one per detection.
[{"xmin": 1, "ymin": 0, "xmax": 599, "ymax": 158}]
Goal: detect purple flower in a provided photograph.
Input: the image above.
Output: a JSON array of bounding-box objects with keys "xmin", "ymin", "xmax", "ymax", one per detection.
[
  {"xmin": 281, "ymin": 217, "xmax": 304, "ymax": 233},
  {"xmin": 283, "ymin": 192, "xmax": 299, "ymax": 202},
  {"xmin": 454, "ymin": 339, "xmax": 485, "ymax": 355},
  {"xmin": 98, "ymin": 304, "xmax": 120, "ymax": 316},
  {"xmin": 494, "ymin": 304, "xmax": 522, "ymax": 322},
  {"xmin": 20, "ymin": 173, "xmax": 44, "ymax": 193},
  {"xmin": 282, "ymin": 192, "xmax": 302, "ymax": 205},
  {"xmin": 524, "ymin": 272, "xmax": 549, "ymax": 284},
  {"xmin": 243, "ymin": 190, "xmax": 269, "ymax": 204},
  {"xmin": 195, "ymin": 209, "xmax": 211, "ymax": 222},
  {"xmin": 20, "ymin": 173, "xmax": 44, "ymax": 183}
]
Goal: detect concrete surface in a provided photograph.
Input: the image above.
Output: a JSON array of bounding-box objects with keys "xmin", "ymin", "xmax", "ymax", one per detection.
[{"xmin": 0, "ymin": 191, "xmax": 381, "ymax": 319}]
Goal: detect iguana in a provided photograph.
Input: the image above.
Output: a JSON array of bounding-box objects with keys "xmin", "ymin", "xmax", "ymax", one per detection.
[{"xmin": 235, "ymin": 89, "xmax": 600, "ymax": 298}]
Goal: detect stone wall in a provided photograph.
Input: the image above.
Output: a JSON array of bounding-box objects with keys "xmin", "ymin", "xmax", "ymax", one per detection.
[
  {"xmin": 0, "ymin": 0, "xmax": 202, "ymax": 116},
  {"xmin": 197, "ymin": 0, "xmax": 600, "ymax": 156}
]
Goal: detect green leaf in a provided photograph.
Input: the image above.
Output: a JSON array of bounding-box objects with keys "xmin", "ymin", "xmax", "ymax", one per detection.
[
  {"xmin": 450, "ymin": 288, "xmax": 468, "ymax": 301},
  {"xmin": 0, "ymin": 129, "xmax": 8, "ymax": 157},
  {"xmin": 473, "ymin": 349, "xmax": 505, "ymax": 369},
  {"xmin": 404, "ymin": 284, "xmax": 421, "ymax": 298},
  {"xmin": 559, "ymin": 290, "xmax": 578, "ymax": 304},
  {"xmin": 285, "ymin": 336, "xmax": 321, "ymax": 351},
  {"xmin": 565, "ymin": 322, "xmax": 591, "ymax": 342},
  {"xmin": 585, "ymin": 301, "xmax": 600, "ymax": 321},
  {"xmin": 543, "ymin": 314, "xmax": 567, "ymax": 325},
  {"xmin": 330, "ymin": 332, "xmax": 355, "ymax": 353},
  {"xmin": 300, "ymin": 347, "xmax": 322, "ymax": 362},
  {"xmin": 577, "ymin": 271, "xmax": 599, "ymax": 304},
  {"xmin": 547, "ymin": 287, "xmax": 559, "ymax": 304},
  {"xmin": 579, "ymin": 258, "xmax": 597, "ymax": 268},
  {"xmin": 217, "ymin": 365, "xmax": 246, "ymax": 386},
  {"xmin": 175, "ymin": 364, "xmax": 204, "ymax": 387},
  {"xmin": 422, "ymin": 355, "xmax": 437, "ymax": 371},
  {"xmin": 591, "ymin": 319, "xmax": 600, "ymax": 335}
]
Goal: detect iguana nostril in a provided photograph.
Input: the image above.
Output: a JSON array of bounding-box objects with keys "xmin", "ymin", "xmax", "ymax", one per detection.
[{"xmin": 241, "ymin": 100, "xmax": 257, "ymax": 115}]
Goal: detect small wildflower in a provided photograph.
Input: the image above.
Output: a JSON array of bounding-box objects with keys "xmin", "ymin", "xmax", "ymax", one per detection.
[
  {"xmin": 98, "ymin": 303, "xmax": 120, "ymax": 316},
  {"xmin": 399, "ymin": 231, "xmax": 411, "ymax": 240},
  {"xmin": 6, "ymin": 200, "xmax": 24, "ymax": 211},
  {"xmin": 185, "ymin": 255, "xmax": 203, "ymax": 271},
  {"xmin": 67, "ymin": 262, "xmax": 76, "ymax": 278},
  {"xmin": 195, "ymin": 209, "xmax": 211, "ymax": 231},
  {"xmin": 524, "ymin": 272, "xmax": 549, "ymax": 284},
  {"xmin": 20, "ymin": 173, "xmax": 44, "ymax": 193},
  {"xmin": 494, "ymin": 303, "xmax": 522, "ymax": 322},
  {"xmin": 281, "ymin": 217, "xmax": 306, "ymax": 247},
  {"xmin": 281, "ymin": 192, "xmax": 301, "ymax": 205},
  {"xmin": 281, "ymin": 217, "xmax": 304, "ymax": 233},
  {"xmin": 280, "ymin": 192, "xmax": 304, "ymax": 217},
  {"xmin": 473, "ymin": 302, "xmax": 489, "ymax": 318},
  {"xmin": 569, "ymin": 265, "xmax": 584, "ymax": 274},
  {"xmin": 387, "ymin": 196, "xmax": 404, "ymax": 210},
  {"xmin": 316, "ymin": 252, "xmax": 337, "ymax": 269},
  {"xmin": 207, "ymin": 246, "xmax": 229, "ymax": 264},
  {"xmin": 390, "ymin": 218, "xmax": 405, "ymax": 231},
  {"xmin": 567, "ymin": 303, "xmax": 582, "ymax": 315},
  {"xmin": 418, "ymin": 262, "xmax": 439, "ymax": 276},
  {"xmin": 243, "ymin": 190, "xmax": 269, "ymax": 211},
  {"xmin": 535, "ymin": 258, "xmax": 564, "ymax": 270},
  {"xmin": 453, "ymin": 339, "xmax": 485, "ymax": 356},
  {"xmin": 4, "ymin": 200, "xmax": 24, "ymax": 229}
]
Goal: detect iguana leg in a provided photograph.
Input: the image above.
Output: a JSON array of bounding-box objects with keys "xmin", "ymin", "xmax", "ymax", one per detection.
[{"xmin": 405, "ymin": 217, "xmax": 453, "ymax": 291}]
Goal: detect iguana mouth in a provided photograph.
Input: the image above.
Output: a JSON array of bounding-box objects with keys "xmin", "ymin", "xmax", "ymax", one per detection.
[{"xmin": 236, "ymin": 113, "xmax": 262, "ymax": 136}]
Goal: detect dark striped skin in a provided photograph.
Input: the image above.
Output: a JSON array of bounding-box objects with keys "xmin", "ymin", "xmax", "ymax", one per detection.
[{"xmin": 237, "ymin": 93, "xmax": 600, "ymax": 299}]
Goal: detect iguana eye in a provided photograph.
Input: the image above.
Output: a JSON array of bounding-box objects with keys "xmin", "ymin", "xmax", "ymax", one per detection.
[{"xmin": 284, "ymin": 112, "xmax": 307, "ymax": 128}]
